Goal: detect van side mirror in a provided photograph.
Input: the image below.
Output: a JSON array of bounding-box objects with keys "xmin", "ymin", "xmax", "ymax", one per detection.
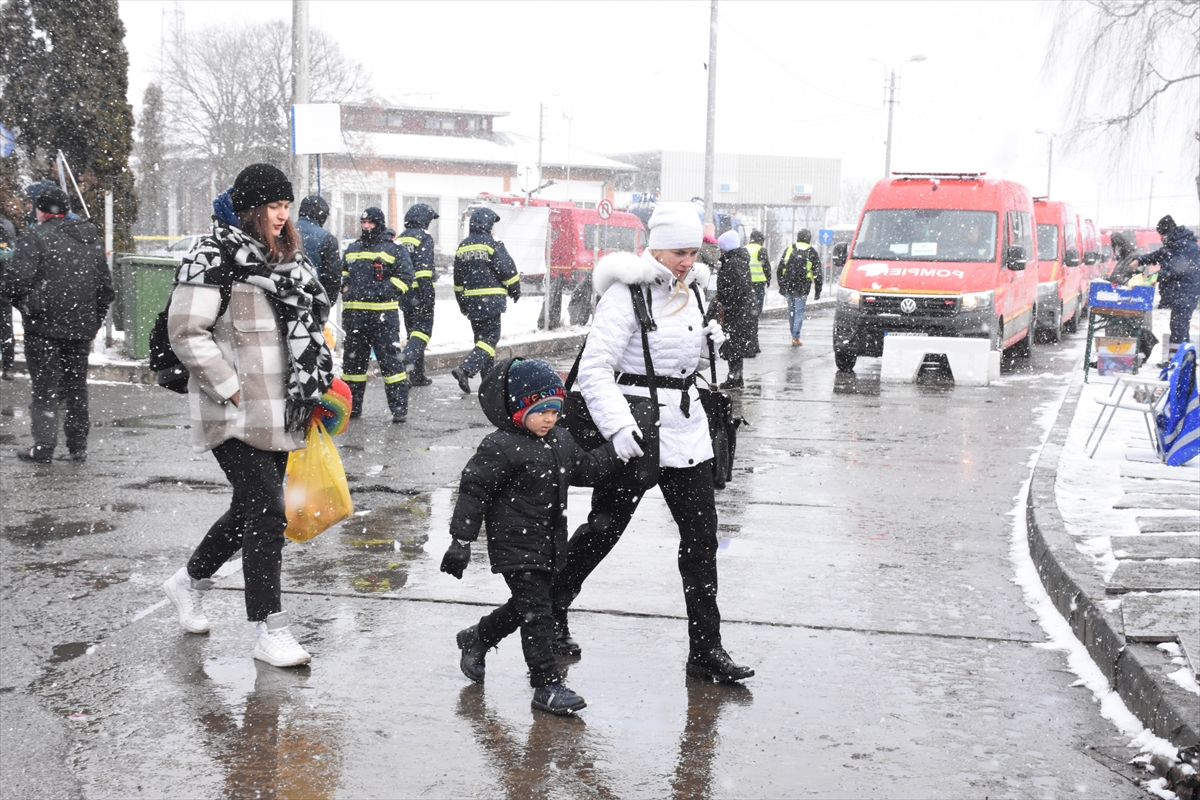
[
  {"xmin": 1083, "ymin": 251, "xmax": 1099, "ymax": 266},
  {"xmin": 1005, "ymin": 245, "xmax": 1027, "ymax": 271},
  {"xmin": 1064, "ymin": 248, "xmax": 1081, "ymax": 268},
  {"xmin": 832, "ymin": 242, "xmax": 848, "ymax": 270}
]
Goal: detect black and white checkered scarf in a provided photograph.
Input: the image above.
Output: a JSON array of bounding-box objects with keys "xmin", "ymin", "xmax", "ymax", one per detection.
[{"xmin": 180, "ymin": 221, "xmax": 335, "ymax": 432}]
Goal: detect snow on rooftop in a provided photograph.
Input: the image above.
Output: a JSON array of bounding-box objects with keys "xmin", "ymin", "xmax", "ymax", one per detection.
[{"xmin": 370, "ymin": 93, "xmax": 508, "ymax": 117}]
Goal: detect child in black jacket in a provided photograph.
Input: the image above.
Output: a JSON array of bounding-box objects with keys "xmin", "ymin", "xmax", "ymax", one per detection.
[{"xmin": 440, "ymin": 357, "xmax": 620, "ymax": 715}]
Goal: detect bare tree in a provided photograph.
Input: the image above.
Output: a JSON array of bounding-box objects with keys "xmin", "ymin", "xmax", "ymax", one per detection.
[
  {"xmin": 1046, "ymin": 0, "xmax": 1200, "ymax": 200},
  {"xmin": 835, "ymin": 178, "xmax": 875, "ymax": 225},
  {"xmin": 159, "ymin": 20, "xmax": 369, "ymax": 189}
]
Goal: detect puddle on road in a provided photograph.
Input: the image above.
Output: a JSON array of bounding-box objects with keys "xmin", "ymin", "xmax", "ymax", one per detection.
[
  {"xmin": 48, "ymin": 642, "xmax": 94, "ymax": 664},
  {"xmin": 103, "ymin": 413, "xmax": 180, "ymax": 430},
  {"xmin": 3, "ymin": 515, "xmax": 116, "ymax": 545},
  {"xmin": 124, "ymin": 476, "xmax": 228, "ymax": 494}
]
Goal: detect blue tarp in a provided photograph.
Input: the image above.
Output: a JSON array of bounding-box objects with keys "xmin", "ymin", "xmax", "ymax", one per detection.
[{"xmin": 1157, "ymin": 343, "xmax": 1200, "ymax": 466}]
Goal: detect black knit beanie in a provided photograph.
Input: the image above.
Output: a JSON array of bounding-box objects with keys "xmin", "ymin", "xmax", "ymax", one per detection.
[
  {"xmin": 35, "ymin": 187, "xmax": 70, "ymax": 215},
  {"xmin": 1156, "ymin": 215, "xmax": 1176, "ymax": 237},
  {"xmin": 506, "ymin": 359, "xmax": 565, "ymax": 427},
  {"xmin": 230, "ymin": 164, "xmax": 294, "ymax": 213}
]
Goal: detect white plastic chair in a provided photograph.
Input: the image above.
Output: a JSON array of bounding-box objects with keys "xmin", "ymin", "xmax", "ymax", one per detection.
[{"xmin": 1084, "ymin": 373, "xmax": 1170, "ymax": 459}]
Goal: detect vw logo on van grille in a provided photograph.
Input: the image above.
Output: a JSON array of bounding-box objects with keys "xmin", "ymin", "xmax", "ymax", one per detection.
[{"xmin": 899, "ymin": 298, "xmax": 917, "ymax": 314}]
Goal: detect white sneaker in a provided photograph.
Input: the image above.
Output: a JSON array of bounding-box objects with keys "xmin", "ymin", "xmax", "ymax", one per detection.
[
  {"xmin": 162, "ymin": 567, "xmax": 214, "ymax": 634},
  {"xmin": 252, "ymin": 611, "xmax": 312, "ymax": 667}
]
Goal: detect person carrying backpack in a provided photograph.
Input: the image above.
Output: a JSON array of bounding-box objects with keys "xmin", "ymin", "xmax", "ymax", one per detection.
[
  {"xmin": 777, "ymin": 229, "xmax": 823, "ymax": 347},
  {"xmin": 160, "ymin": 163, "xmax": 334, "ymax": 668}
]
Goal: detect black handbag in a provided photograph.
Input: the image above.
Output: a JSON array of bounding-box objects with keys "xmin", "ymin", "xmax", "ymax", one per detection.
[
  {"xmin": 690, "ymin": 284, "xmax": 744, "ymax": 489},
  {"xmin": 561, "ymin": 285, "xmax": 661, "ymax": 491}
]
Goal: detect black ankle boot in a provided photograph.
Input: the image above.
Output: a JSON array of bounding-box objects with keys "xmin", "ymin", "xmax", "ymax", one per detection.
[
  {"xmin": 456, "ymin": 625, "xmax": 487, "ymax": 683},
  {"xmin": 552, "ymin": 616, "xmax": 581, "ymax": 657},
  {"xmin": 687, "ymin": 646, "xmax": 754, "ymax": 683},
  {"xmin": 531, "ymin": 682, "xmax": 586, "ymax": 715}
]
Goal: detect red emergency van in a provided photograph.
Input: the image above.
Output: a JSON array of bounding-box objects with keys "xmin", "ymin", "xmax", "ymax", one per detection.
[
  {"xmin": 832, "ymin": 173, "xmax": 1038, "ymax": 372},
  {"xmin": 1031, "ymin": 199, "xmax": 1086, "ymax": 342}
]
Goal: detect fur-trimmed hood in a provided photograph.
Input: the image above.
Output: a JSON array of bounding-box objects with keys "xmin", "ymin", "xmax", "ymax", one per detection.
[{"xmin": 593, "ymin": 249, "xmax": 710, "ymax": 296}]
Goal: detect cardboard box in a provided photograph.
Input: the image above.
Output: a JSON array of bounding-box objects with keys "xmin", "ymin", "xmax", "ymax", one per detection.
[
  {"xmin": 1095, "ymin": 336, "xmax": 1137, "ymax": 355},
  {"xmin": 1097, "ymin": 353, "xmax": 1137, "ymax": 376}
]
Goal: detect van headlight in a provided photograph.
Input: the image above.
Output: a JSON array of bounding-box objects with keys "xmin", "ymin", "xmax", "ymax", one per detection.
[
  {"xmin": 837, "ymin": 287, "xmax": 861, "ymax": 307},
  {"xmin": 961, "ymin": 291, "xmax": 993, "ymax": 310}
]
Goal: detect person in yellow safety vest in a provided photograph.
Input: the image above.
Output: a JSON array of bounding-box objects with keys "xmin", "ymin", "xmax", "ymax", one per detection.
[
  {"xmin": 777, "ymin": 228, "xmax": 823, "ymax": 347},
  {"xmin": 340, "ymin": 206, "xmax": 416, "ymax": 423},
  {"xmin": 746, "ymin": 229, "xmax": 772, "ymax": 314},
  {"xmin": 451, "ymin": 207, "xmax": 521, "ymax": 394}
]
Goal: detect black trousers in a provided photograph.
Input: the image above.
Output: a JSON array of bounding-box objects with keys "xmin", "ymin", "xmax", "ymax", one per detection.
[
  {"xmin": 0, "ymin": 299, "xmax": 14, "ymax": 372},
  {"xmin": 187, "ymin": 438, "xmax": 289, "ymax": 622},
  {"xmin": 401, "ymin": 295, "xmax": 435, "ymax": 379},
  {"xmin": 1168, "ymin": 303, "xmax": 1195, "ymax": 353},
  {"xmin": 25, "ymin": 332, "xmax": 91, "ymax": 455},
  {"xmin": 342, "ymin": 309, "xmax": 409, "ymax": 416},
  {"xmin": 552, "ymin": 461, "xmax": 722, "ymax": 653},
  {"xmin": 460, "ymin": 316, "xmax": 501, "ymax": 377},
  {"xmin": 477, "ymin": 569, "xmax": 561, "ymax": 688}
]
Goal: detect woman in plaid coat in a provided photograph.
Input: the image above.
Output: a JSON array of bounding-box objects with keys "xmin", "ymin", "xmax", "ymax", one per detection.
[{"xmin": 161, "ymin": 164, "xmax": 333, "ymax": 668}]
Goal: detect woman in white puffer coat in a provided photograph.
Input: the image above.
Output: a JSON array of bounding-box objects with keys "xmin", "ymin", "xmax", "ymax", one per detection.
[{"xmin": 551, "ymin": 203, "xmax": 754, "ymax": 683}]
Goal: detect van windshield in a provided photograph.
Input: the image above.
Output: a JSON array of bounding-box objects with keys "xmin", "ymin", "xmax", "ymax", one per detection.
[
  {"xmin": 1036, "ymin": 224, "xmax": 1059, "ymax": 260},
  {"xmin": 852, "ymin": 209, "xmax": 998, "ymax": 262}
]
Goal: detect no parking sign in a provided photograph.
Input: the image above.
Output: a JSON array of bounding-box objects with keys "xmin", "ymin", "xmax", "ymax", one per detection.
[{"xmin": 597, "ymin": 199, "xmax": 613, "ymax": 220}]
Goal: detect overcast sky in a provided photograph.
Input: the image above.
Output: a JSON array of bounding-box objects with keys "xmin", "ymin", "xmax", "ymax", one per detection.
[{"xmin": 118, "ymin": 0, "xmax": 1195, "ymax": 227}]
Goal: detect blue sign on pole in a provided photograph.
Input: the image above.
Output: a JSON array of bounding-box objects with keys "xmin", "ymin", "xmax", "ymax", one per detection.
[{"xmin": 818, "ymin": 228, "xmax": 834, "ymax": 245}]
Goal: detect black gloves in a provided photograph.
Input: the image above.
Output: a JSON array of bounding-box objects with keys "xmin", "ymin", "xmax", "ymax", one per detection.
[
  {"xmin": 509, "ymin": 284, "xmax": 521, "ymax": 303},
  {"xmin": 440, "ymin": 539, "xmax": 471, "ymax": 579}
]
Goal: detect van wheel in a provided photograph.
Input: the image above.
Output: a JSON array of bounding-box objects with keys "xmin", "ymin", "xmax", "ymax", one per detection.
[
  {"xmin": 1013, "ymin": 325, "xmax": 1035, "ymax": 359},
  {"xmin": 834, "ymin": 348, "xmax": 857, "ymax": 372},
  {"xmin": 1045, "ymin": 302, "xmax": 1062, "ymax": 344}
]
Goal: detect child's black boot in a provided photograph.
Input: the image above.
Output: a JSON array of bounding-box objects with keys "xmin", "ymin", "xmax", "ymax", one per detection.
[
  {"xmin": 531, "ymin": 683, "xmax": 586, "ymax": 716},
  {"xmin": 456, "ymin": 625, "xmax": 487, "ymax": 683}
]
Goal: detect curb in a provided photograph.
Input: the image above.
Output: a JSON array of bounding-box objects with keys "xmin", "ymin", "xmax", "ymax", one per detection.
[{"xmin": 1026, "ymin": 378, "xmax": 1199, "ymax": 750}]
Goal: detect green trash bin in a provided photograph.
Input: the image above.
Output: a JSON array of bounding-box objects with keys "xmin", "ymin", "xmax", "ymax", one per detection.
[{"xmin": 115, "ymin": 255, "xmax": 178, "ymax": 360}]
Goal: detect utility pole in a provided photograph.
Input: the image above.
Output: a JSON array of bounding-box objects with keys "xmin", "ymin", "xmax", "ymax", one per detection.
[
  {"xmin": 703, "ymin": 0, "xmax": 718, "ymax": 222},
  {"xmin": 291, "ymin": 0, "xmax": 310, "ymax": 197},
  {"xmin": 537, "ymin": 101, "xmax": 544, "ymax": 197},
  {"xmin": 883, "ymin": 70, "xmax": 896, "ymax": 178}
]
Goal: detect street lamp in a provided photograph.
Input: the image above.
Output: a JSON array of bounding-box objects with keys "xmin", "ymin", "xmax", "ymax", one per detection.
[
  {"xmin": 1147, "ymin": 170, "xmax": 1165, "ymax": 227},
  {"xmin": 870, "ymin": 54, "xmax": 926, "ymax": 177},
  {"xmin": 1034, "ymin": 130, "xmax": 1056, "ymax": 197}
]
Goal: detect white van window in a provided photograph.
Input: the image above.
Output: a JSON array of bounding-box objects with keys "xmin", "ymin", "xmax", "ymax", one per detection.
[
  {"xmin": 1036, "ymin": 224, "xmax": 1059, "ymax": 261},
  {"xmin": 1007, "ymin": 211, "xmax": 1034, "ymax": 255},
  {"xmin": 852, "ymin": 210, "xmax": 998, "ymax": 262},
  {"xmin": 582, "ymin": 224, "xmax": 639, "ymax": 253}
]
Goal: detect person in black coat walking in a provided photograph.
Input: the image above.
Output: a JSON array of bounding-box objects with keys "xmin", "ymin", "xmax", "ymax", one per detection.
[
  {"xmin": 1136, "ymin": 215, "xmax": 1200, "ymax": 363},
  {"xmin": 451, "ymin": 207, "xmax": 521, "ymax": 394},
  {"xmin": 297, "ymin": 195, "xmax": 342, "ymax": 303},
  {"xmin": 715, "ymin": 230, "xmax": 759, "ymax": 389},
  {"xmin": 397, "ymin": 203, "xmax": 440, "ymax": 387},
  {"xmin": 2, "ymin": 188, "xmax": 113, "ymax": 463},
  {"xmin": 440, "ymin": 357, "xmax": 620, "ymax": 715}
]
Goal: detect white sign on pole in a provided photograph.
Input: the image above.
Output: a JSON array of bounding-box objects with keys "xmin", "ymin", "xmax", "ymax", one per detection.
[{"xmin": 292, "ymin": 103, "xmax": 343, "ymax": 155}]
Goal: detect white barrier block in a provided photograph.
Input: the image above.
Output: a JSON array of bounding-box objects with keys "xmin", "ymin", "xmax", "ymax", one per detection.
[{"xmin": 880, "ymin": 335, "xmax": 996, "ymax": 386}]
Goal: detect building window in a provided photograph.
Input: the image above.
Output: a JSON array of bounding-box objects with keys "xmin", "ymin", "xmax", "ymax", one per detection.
[
  {"xmin": 425, "ymin": 117, "xmax": 440, "ymax": 130},
  {"xmin": 341, "ymin": 192, "xmax": 383, "ymax": 240}
]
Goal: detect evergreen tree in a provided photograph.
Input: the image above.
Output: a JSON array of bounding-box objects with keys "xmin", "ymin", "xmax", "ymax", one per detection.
[
  {"xmin": 0, "ymin": 0, "xmax": 136, "ymax": 250},
  {"xmin": 135, "ymin": 83, "xmax": 166, "ymax": 236},
  {"xmin": 0, "ymin": 0, "xmax": 47, "ymax": 211}
]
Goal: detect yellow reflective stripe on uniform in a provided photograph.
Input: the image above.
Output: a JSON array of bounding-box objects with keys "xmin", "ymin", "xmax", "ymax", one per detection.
[
  {"xmin": 409, "ymin": 330, "xmax": 431, "ymax": 343},
  {"xmin": 454, "ymin": 285, "xmax": 465, "ymax": 292},
  {"xmin": 413, "ymin": 270, "xmax": 433, "ymax": 279},
  {"xmin": 346, "ymin": 251, "xmax": 397, "ymax": 264},
  {"xmin": 383, "ymin": 372, "xmax": 408, "ymax": 384},
  {"xmin": 343, "ymin": 301, "xmax": 400, "ymax": 311},
  {"xmin": 397, "ymin": 237, "xmax": 421, "ymax": 247},
  {"xmin": 341, "ymin": 373, "xmax": 368, "ymax": 382},
  {"xmin": 463, "ymin": 287, "xmax": 507, "ymax": 296},
  {"xmin": 456, "ymin": 243, "xmax": 495, "ymax": 256},
  {"xmin": 341, "ymin": 270, "xmax": 350, "ymax": 276},
  {"xmin": 389, "ymin": 277, "xmax": 409, "ymax": 292},
  {"xmin": 476, "ymin": 340, "xmax": 496, "ymax": 357},
  {"xmin": 501, "ymin": 274, "xmax": 521, "ymax": 287}
]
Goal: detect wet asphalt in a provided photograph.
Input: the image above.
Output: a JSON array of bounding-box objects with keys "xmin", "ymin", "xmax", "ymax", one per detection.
[{"xmin": 0, "ymin": 309, "xmax": 1149, "ymax": 799}]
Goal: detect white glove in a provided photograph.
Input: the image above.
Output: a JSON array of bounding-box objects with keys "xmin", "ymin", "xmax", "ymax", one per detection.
[
  {"xmin": 703, "ymin": 320, "xmax": 727, "ymax": 349},
  {"xmin": 612, "ymin": 425, "xmax": 644, "ymax": 462}
]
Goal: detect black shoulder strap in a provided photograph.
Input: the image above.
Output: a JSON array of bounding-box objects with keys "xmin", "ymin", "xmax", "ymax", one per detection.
[
  {"xmin": 564, "ymin": 284, "xmax": 659, "ymax": 407},
  {"xmin": 690, "ymin": 283, "xmax": 719, "ymax": 386}
]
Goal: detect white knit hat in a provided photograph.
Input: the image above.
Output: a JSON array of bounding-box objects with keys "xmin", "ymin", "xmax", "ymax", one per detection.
[
  {"xmin": 717, "ymin": 230, "xmax": 741, "ymax": 252},
  {"xmin": 647, "ymin": 203, "xmax": 703, "ymax": 250}
]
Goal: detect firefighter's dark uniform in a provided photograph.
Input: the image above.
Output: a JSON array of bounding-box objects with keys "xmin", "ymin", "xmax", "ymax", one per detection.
[
  {"xmin": 397, "ymin": 203, "xmax": 439, "ymax": 387},
  {"xmin": 340, "ymin": 207, "xmax": 415, "ymax": 421},
  {"xmin": 452, "ymin": 207, "xmax": 520, "ymax": 389},
  {"xmin": 746, "ymin": 233, "xmax": 771, "ymax": 314}
]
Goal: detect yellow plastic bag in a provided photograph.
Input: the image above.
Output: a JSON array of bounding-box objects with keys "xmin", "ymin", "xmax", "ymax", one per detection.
[{"xmin": 284, "ymin": 420, "xmax": 353, "ymax": 542}]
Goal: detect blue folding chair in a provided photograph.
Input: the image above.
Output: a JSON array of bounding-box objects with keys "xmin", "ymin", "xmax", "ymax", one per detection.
[{"xmin": 1157, "ymin": 343, "xmax": 1200, "ymax": 467}]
